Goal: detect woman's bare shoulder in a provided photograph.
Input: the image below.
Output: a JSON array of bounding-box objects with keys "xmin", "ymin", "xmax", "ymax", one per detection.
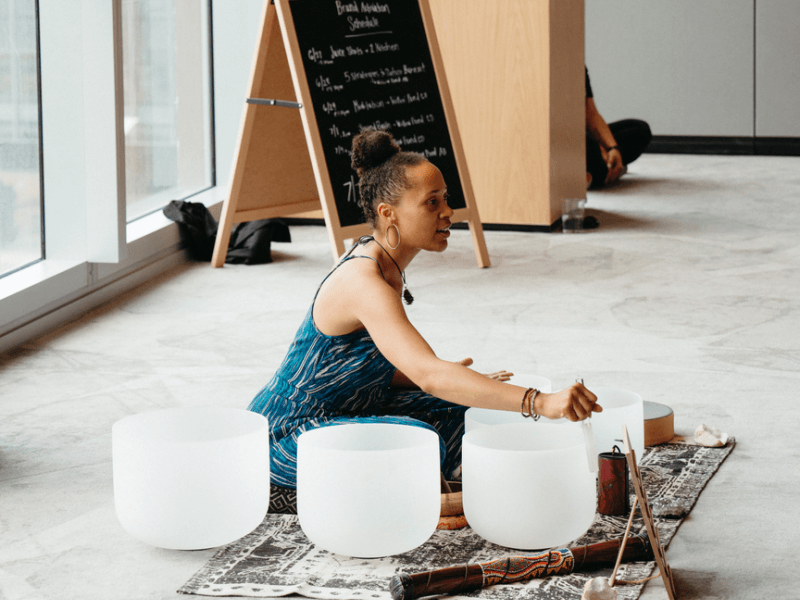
[
  {"xmin": 326, "ymin": 254, "xmax": 388, "ymax": 291},
  {"xmin": 314, "ymin": 256, "xmax": 395, "ymax": 335}
]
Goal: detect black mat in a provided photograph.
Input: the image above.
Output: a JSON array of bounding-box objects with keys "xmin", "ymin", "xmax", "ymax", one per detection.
[{"xmin": 179, "ymin": 440, "xmax": 734, "ymax": 599}]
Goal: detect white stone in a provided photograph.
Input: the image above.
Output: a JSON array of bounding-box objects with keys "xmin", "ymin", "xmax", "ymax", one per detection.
[
  {"xmin": 581, "ymin": 577, "xmax": 617, "ymax": 600},
  {"xmin": 694, "ymin": 423, "xmax": 729, "ymax": 447}
]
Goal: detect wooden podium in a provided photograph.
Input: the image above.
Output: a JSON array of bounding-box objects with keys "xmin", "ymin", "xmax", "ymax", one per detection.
[{"xmin": 428, "ymin": 0, "xmax": 586, "ymax": 228}]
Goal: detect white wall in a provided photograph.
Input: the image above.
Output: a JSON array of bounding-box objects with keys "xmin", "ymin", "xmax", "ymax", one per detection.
[
  {"xmin": 755, "ymin": 0, "xmax": 800, "ymax": 137},
  {"xmin": 586, "ymin": 0, "xmax": 799, "ymax": 139}
]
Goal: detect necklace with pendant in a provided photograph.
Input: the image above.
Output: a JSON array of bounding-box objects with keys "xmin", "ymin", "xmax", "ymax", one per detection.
[{"xmin": 371, "ymin": 238, "xmax": 414, "ymax": 305}]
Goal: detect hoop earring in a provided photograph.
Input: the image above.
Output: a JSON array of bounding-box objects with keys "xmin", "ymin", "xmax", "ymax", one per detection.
[{"xmin": 386, "ymin": 224, "xmax": 400, "ymax": 250}]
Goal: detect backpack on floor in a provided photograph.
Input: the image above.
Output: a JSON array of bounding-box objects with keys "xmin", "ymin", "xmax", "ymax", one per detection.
[{"xmin": 163, "ymin": 200, "xmax": 290, "ymax": 264}]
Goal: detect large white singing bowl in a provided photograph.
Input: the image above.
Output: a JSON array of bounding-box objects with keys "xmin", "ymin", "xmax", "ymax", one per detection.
[
  {"xmin": 464, "ymin": 375, "xmax": 553, "ymax": 432},
  {"xmin": 462, "ymin": 423, "xmax": 596, "ymax": 550},
  {"xmin": 591, "ymin": 388, "xmax": 644, "ymax": 463},
  {"xmin": 112, "ymin": 407, "xmax": 270, "ymax": 550},
  {"xmin": 297, "ymin": 423, "xmax": 440, "ymax": 558}
]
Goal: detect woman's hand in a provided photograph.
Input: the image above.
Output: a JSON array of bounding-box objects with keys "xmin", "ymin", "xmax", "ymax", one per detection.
[
  {"xmin": 485, "ymin": 370, "xmax": 513, "ymax": 382},
  {"xmin": 456, "ymin": 358, "xmax": 513, "ymax": 382},
  {"xmin": 533, "ymin": 383, "xmax": 601, "ymax": 422}
]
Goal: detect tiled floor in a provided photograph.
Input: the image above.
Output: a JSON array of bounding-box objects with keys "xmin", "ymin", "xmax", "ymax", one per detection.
[{"xmin": 1, "ymin": 153, "xmax": 798, "ymax": 599}]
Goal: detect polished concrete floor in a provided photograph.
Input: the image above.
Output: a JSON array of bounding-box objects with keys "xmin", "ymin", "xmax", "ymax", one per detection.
[{"xmin": 1, "ymin": 154, "xmax": 798, "ymax": 599}]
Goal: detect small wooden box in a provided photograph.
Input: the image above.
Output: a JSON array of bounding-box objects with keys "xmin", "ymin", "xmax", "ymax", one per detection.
[{"xmin": 644, "ymin": 401, "xmax": 674, "ymax": 446}]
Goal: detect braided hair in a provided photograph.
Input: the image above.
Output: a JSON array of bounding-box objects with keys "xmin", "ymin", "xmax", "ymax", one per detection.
[{"xmin": 351, "ymin": 128, "xmax": 427, "ymax": 227}]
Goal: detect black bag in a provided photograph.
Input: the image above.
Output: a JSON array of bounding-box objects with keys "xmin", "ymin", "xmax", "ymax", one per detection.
[{"xmin": 163, "ymin": 200, "xmax": 290, "ymax": 264}]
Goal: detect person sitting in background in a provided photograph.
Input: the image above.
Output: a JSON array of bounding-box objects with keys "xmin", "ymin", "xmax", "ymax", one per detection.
[{"xmin": 585, "ymin": 67, "xmax": 652, "ymax": 189}]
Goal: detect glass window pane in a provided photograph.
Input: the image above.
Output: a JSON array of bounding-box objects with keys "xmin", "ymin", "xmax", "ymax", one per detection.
[
  {"xmin": 122, "ymin": 0, "xmax": 214, "ymax": 222},
  {"xmin": 0, "ymin": 0, "xmax": 43, "ymax": 277}
]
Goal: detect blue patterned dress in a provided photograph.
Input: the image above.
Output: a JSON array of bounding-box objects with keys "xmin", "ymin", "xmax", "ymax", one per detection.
[{"xmin": 248, "ymin": 252, "xmax": 467, "ymax": 489}]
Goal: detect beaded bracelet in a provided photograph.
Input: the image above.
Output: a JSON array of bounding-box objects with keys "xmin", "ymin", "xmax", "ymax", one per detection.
[{"xmin": 520, "ymin": 388, "xmax": 541, "ymax": 421}]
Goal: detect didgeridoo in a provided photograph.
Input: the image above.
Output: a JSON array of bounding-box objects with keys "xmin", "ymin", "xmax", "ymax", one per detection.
[{"xmin": 390, "ymin": 536, "xmax": 652, "ymax": 600}]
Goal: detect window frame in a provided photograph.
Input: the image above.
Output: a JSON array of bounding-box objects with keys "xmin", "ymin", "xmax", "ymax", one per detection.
[{"xmin": 0, "ymin": 0, "xmax": 265, "ymax": 354}]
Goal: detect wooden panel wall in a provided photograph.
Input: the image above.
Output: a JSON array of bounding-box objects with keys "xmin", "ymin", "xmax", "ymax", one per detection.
[{"xmin": 429, "ymin": 0, "xmax": 585, "ymax": 226}]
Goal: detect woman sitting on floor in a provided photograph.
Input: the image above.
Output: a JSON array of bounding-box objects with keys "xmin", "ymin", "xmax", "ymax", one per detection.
[{"xmin": 248, "ymin": 128, "xmax": 601, "ymax": 502}]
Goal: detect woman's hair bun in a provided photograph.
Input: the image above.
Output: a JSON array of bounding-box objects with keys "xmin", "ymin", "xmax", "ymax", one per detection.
[{"xmin": 351, "ymin": 128, "xmax": 400, "ymax": 175}]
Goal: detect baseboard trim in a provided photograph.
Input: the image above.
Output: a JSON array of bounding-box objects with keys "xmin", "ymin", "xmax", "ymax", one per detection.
[
  {"xmin": 754, "ymin": 137, "xmax": 800, "ymax": 156},
  {"xmin": 450, "ymin": 221, "xmax": 559, "ymax": 233},
  {"xmin": 647, "ymin": 135, "xmax": 800, "ymax": 156}
]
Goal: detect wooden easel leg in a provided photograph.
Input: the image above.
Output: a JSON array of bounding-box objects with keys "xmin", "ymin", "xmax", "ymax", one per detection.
[
  {"xmin": 326, "ymin": 228, "xmax": 347, "ymax": 262},
  {"xmin": 467, "ymin": 220, "xmax": 491, "ymax": 268},
  {"xmin": 211, "ymin": 201, "xmax": 236, "ymax": 268},
  {"xmin": 609, "ymin": 495, "xmax": 639, "ymax": 587}
]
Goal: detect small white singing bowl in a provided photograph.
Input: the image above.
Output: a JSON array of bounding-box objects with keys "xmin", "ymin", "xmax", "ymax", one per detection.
[
  {"xmin": 112, "ymin": 407, "xmax": 270, "ymax": 550},
  {"xmin": 297, "ymin": 423, "xmax": 441, "ymax": 558},
  {"xmin": 464, "ymin": 375, "xmax": 553, "ymax": 432},
  {"xmin": 462, "ymin": 423, "xmax": 596, "ymax": 550},
  {"xmin": 590, "ymin": 387, "xmax": 645, "ymax": 463}
]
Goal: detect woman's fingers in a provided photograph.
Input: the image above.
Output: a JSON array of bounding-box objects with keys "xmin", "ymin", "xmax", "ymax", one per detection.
[
  {"xmin": 486, "ymin": 370, "xmax": 513, "ymax": 381},
  {"xmin": 469, "ymin": 368, "xmax": 514, "ymax": 381},
  {"xmin": 563, "ymin": 405, "xmax": 580, "ymax": 422},
  {"xmin": 455, "ymin": 358, "xmax": 514, "ymax": 382},
  {"xmin": 577, "ymin": 385, "xmax": 601, "ymax": 415},
  {"xmin": 564, "ymin": 399, "xmax": 590, "ymax": 422},
  {"xmin": 562, "ymin": 383, "xmax": 602, "ymax": 421}
]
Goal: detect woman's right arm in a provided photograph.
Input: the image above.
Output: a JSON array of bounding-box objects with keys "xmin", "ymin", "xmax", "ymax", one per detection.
[{"xmin": 348, "ymin": 274, "xmax": 600, "ymax": 421}]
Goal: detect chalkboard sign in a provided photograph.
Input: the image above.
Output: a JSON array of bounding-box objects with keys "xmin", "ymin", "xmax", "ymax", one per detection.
[
  {"xmin": 288, "ymin": 0, "xmax": 466, "ymax": 228},
  {"xmin": 212, "ymin": 0, "xmax": 488, "ymax": 267}
]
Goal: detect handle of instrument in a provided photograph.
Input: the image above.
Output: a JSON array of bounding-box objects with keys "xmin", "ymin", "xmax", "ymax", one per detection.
[{"xmin": 389, "ymin": 536, "xmax": 652, "ymax": 600}]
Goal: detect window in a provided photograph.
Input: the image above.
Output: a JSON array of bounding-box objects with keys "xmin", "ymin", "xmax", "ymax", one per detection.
[
  {"xmin": 121, "ymin": 0, "xmax": 214, "ymax": 221},
  {"xmin": 0, "ymin": 1, "xmax": 261, "ymax": 354},
  {"xmin": 0, "ymin": 0, "xmax": 43, "ymax": 277}
]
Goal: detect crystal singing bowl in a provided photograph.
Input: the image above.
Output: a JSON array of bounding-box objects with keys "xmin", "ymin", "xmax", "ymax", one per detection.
[
  {"xmin": 462, "ymin": 423, "xmax": 596, "ymax": 550},
  {"xmin": 464, "ymin": 375, "xmax": 553, "ymax": 432},
  {"xmin": 590, "ymin": 388, "xmax": 644, "ymax": 463},
  {"xmin": 112, "ymin": 407, "xmax": 270, "ymax": 550},
  {"xmin": 297, "ymin": 423, "xmax": 441, "ymax": 558}
]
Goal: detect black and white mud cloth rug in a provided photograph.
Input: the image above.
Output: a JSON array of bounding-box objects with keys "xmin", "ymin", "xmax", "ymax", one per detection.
[{"xmin": 179, "ymin": 440, "xmax": 734, "ymax": 600}]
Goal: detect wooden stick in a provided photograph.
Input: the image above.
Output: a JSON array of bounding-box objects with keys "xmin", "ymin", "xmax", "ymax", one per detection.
[
  {"xmin": 609, "ymin": 495, "xmax": 639, "ymax": 587},
  {"xmin": 389, "ymin": 536, "xmax": 652, "ymax": 600},
  {"xmin": 622, "ymin": 426, "xmax": 678, "ymax": 599}
]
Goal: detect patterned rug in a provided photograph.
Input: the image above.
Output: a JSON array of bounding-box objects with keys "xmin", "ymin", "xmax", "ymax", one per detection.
[{"xmin": 179, "ymin": 440, "xmax": 734, "ymax": 600}]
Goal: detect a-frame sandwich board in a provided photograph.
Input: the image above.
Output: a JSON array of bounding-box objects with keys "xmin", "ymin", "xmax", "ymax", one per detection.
[{"xmin": 212, "ymin": 0, "xmax": 490, "ymax": 268}]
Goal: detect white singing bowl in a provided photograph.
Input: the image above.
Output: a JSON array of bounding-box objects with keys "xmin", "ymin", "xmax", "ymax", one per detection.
[
  {"xmin": 462, "ymin": 423, "xmax": 596, "ymax": 550},
  {"xmin": 464, "ymin": 375, "xmax": 553, "ymax": 432},
  {"xmin": 297, "ymin": 423, "xmax": 440, "ymax": 558},
  {"xmin": 112, "ymin": 407, "xmax": 270, "ymax": 550},
  {"xmin": 591, "ymin": 388, "xmax": 645, "ymax": 463}
]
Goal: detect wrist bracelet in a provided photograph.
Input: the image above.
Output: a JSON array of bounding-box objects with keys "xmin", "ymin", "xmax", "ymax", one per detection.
[
  {"xmin": 520, "ymin": 388, "xmax": 541, "ymax": 421},
  {"xmin": 606, "ymin": 145, "xmax": 619, "ymax": 152}
]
